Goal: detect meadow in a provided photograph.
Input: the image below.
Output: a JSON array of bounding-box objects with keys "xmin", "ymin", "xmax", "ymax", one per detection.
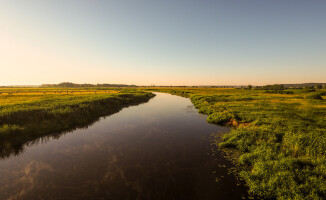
[
  {"xmin": 146, "ymin": 87, "xmax": 326, "ymax": 200},
  {"xmin": 1, "ymin": 86, "xmax": 325, "ymax": 199},
  {"xmin": 0, "ymin": 88, "xmax": 154, "ymax": 158}
]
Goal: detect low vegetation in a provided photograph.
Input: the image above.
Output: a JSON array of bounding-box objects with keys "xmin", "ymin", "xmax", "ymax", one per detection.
[
  {"xmin": 146, "ymin": 87, "xmax": 326, "ymax": 200},
  {"xmin": 306, "ymin": 92, "xmax": 323, "ymax": 100},
  {"xmin": 0, "ymin": 88, "xmax": 154, "ymax": 158}
]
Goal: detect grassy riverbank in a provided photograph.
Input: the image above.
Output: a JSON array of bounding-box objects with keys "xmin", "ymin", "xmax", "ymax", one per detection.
[
  {"xmin": 0, "ymin": 88, "xmax": 154, "ymax": 158},
  {"xmin": 146, "ymin": 87, "xmax": 326, "ymax": 200}
]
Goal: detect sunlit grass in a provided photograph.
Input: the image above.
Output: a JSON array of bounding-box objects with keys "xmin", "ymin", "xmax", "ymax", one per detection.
[
  {"xmin": 0, "ymin": 88, "xmax": 120, "ymax": 105},
  {"xmin": 146, "ymin": 87, "xmax": 326, "ymax": 199},
  {"xmin": 0, "ymin": 88, "xmax": 154, "ymax": 158}
]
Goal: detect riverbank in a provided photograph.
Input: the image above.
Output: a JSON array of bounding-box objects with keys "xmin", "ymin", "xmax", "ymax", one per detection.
[
  {"xmin": 0, "ymin": 91, "xmax": 248, "ymax": 200},
  {"xmin": 145, "ymin": 87, "xmax": 326, "ymax": 200},
  {"xmin": 0, "ymin": 88, "xmax": 155, "ymax": 158}
]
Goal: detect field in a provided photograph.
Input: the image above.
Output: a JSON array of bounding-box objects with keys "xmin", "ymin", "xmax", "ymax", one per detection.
[
  {"xmin": 146, "ymin": 87, "xmax": 326, "ymax": 200},
  {"xmin": 1, "ymin": 86, "xmax": 325, "ymax": 199},
  {"xmin": 0, "ymin": 88, "xmax": 154, "ymax": 158}
]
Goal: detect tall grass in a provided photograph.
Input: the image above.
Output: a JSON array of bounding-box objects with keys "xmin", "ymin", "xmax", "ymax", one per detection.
[
  {"xmin": 146, "ymin": 87, "xmax": 326, "ymax": 199},
  {"xmin": 0, "ymin": 89, "xmax": 154, "ymax": 158}
]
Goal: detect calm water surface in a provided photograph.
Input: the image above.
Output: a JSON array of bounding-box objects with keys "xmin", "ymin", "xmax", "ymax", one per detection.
[{"xmin": 0, "ymin": 93, "xmax": 247, "ymax": 200}]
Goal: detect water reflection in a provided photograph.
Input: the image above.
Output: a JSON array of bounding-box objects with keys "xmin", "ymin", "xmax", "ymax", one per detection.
[
  {"xmin": 0, "ymin": 93, "xmax": 248, "ymax": 200},
  {"xmin": 0, "ymin": 95, "xmax": 153, "ymax": 159}
]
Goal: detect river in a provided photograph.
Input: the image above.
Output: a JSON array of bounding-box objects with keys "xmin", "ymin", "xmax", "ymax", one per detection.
[{"xmin": 0, "ymin": 92, "xmax": 248, "ymax": 200}]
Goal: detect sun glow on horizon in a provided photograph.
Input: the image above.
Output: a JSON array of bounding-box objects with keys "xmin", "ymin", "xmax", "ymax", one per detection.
[{"xmin": 1, "ymin": 1, "xmax": 325, "ymax": 86}]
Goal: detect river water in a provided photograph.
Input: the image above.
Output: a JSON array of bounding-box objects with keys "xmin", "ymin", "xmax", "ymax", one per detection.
[{"xmin": 0, "ymin": 93, "xmax": 247, "ymax": 200}]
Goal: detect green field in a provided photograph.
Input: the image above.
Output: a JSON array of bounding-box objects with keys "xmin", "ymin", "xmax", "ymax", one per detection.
[
  {"xmin": 2, "ymin": 86, "xmax": 326, "ymax": 199},
  {"xmin": 146, "ymin": 87, "xmax": 326, "ymax": 200},
  {"xmin": 0, "ymin": 88, "xmax": 154, "ymax": 158}
]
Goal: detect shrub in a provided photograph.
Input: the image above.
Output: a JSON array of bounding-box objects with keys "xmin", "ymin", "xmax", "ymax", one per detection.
[
  {"xmin": 306, "ymin": 93, "xmax": 323, "ymax": 100},
  {"xmin": 264, "ymin": 90, "xmax": 294, "ymax": 94},
  {"xmin": 206, "ymin": 111, "xmax": 234, "ymax": 125},
  {"xmin": 318, "ymin": 91, "xmax": 326, "ymax": 96}
]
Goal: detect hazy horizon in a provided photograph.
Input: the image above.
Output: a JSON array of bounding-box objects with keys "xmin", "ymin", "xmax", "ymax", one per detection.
[{"xmin": 1, "ymin": 0, "xmax": 325, "ymax": 85}]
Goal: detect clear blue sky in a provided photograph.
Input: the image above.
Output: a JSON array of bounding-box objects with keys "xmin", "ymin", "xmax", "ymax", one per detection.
[{"xmin": 1, "ymin": 0, "xmax": 325, "ymax": 85}]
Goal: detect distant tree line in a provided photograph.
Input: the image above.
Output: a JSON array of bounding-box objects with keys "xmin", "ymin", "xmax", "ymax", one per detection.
[
  {"xmin": 39, "ymin": 82, "xmax": 326, "ymax": 89},
  {"xmin": 283, "ymin": 83, "xmax": 326, "ymax": 89},
  {"xmin": 260, "ymin": 84, "xmax": 285, "ymax": 90},
  {"xmin": 41, "ymin": 82, "xmax": 137, "ymax": 88},
  {"xmin": 242, "ymin": 84, "xmax": 326, "ymax": 90}
]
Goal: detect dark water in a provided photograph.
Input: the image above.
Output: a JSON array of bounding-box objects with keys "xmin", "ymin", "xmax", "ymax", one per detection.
[{"xmin": 0, "ymin": 93, "xmax": 247, "ymax": 200}]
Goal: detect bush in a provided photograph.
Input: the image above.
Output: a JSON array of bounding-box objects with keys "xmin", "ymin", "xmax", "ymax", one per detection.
[
  {"xmin": 306, "ymin": 93, "xmax": 323, "ymax": 100},
  {"xmin": 318, "ymin": 91, "xmax": 326, "ymax": 96},
  {"xmin": 304, "ymin": 88, "xmax": 316, "ymax": 92},
  {"xmin": 262, "ymin": 84, "xmax": 285, "ymax": 90},
  {"xmin": 206, "ymin": 111, "xmax": 234, "ymax": 125},
  {"xmin": 264, "ymin": 90, "xmax": 294, "ymax": 94}
]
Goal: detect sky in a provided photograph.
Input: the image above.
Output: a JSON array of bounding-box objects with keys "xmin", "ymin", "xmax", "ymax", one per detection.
[{"xmin": 0, "ymin": 0, "xmax": 325, "ymax": 86}]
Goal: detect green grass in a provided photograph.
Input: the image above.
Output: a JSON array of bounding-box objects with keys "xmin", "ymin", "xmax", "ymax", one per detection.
[
  {"xmin": 146, "ymin": 87, "xmax": 326, "ymax": 200},
  {"xmin": 0, "ymin": 88, "xmax": 155, "ymax": 158}
]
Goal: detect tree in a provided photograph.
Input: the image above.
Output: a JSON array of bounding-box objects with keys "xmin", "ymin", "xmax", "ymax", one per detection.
[
  {"xmin": 262, "ymin": 84, "xmax": 284, "ymax": 90},
  {"xmin": 247, "ymin": 85, "xmax": 252, "ymax": 90},
  {"xmin": 315, "ymin": 84, "xmax": 322, "ymax": 90}
]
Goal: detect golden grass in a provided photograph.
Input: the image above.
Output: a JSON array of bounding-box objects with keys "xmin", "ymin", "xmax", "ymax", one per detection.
[{"xmin": 0, "ymin": 88, "xmax": 119, "ymax": 106}]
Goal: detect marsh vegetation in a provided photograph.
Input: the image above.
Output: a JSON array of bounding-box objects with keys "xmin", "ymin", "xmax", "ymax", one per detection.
[
  {"xmin": 147, "ymin": 87, "xmax": 326, "ymax": 200},
  {"xmin": 1, "ymin": 86, "xmax": 325, "ymax": 199},
  {"xmin": 0, "ymin": 92, "xmax": 247, "ymax": 200},
  {"xmin": 0, "ymin": 88, "xmax": 154, "ymax": 158}
]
